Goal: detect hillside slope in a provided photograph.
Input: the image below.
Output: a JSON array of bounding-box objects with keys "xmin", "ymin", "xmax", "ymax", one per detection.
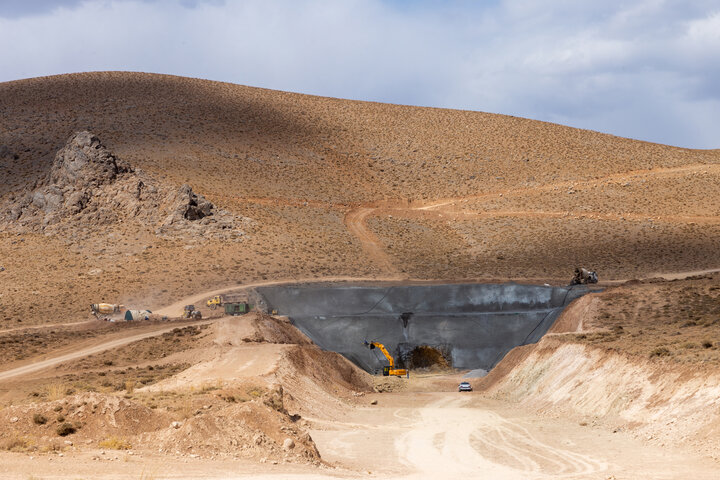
[{"xmin": 1, "ymin": 72, "xmax": 719, "ymax": 326}]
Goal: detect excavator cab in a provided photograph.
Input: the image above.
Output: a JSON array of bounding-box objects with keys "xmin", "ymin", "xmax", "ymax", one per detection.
[{"xmin": 382, "ymin": 366, "xmax": 391, "ymax": 376}]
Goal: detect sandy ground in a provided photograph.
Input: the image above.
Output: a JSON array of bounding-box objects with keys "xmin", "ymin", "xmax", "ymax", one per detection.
[{"xmin": 1, "ymin": 388, "xmax": 718, "ymax": 479}]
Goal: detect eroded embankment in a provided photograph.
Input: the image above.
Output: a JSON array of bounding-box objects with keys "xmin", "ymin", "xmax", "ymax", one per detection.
[{"xmin": 479, "ymin": 293, "xmax": 720, "ymax": 459}]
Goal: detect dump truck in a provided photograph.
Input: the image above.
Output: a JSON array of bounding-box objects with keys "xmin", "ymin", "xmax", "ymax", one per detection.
[
  {"xmin": 225, "ymin": 302, "xmax": 252, "ymax": 316},
  {"xmin": 364, "ymin": 340, "xmax": 407, "ymax": 377},
  {"xmin": 207, "ymin": 293, "xmax": 247, "ymax": 310}
]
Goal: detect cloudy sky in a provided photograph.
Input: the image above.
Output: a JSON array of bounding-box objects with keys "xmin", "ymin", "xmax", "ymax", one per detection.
[{"xmin": 1, "ymin": 0, "xmax": 718, "ymax": 148}]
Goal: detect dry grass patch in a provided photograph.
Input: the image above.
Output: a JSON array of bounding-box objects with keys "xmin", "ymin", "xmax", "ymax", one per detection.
[
  {"xmin": 45, "ymin": 382, "xmax": 70, "ymax": 401},
  {"xmin": 2, "ymin": 433, "xmax": 34, "ymax": 452},
  {"xmin": 98, "ymin": 436, "xmax": 132, "ymax": 450}
]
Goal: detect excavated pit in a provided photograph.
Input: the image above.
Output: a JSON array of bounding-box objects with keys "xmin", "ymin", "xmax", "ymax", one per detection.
[{"xmin": 256, "ymin": 283, "xmax": 588, "ymax": 374}]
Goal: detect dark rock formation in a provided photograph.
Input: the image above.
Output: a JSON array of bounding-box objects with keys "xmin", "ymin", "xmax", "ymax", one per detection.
[{"xmin": 1, "ymin": 131, "xmax": 248, "ymax": 241}]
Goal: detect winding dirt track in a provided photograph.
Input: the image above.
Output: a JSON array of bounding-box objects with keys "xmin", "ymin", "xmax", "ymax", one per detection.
[
  {"xmin": 0, "ymin": 321, "xmax": 210, "ymax": 381},
  {"xmin": 342, "ymin": 162, "xmax": 720, "ymax": 271},
  {"xmin": 343, "ymin": 207, "xmax": 402, "ymax": 277}
]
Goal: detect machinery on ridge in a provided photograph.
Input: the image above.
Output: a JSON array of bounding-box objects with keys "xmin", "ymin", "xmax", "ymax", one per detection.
[
  {"xmin": 364, "ymin": 340, "xmax": 407, "ymax": 377},
  {"xmin": 571, "ymin": 267, "xmax": 598, "ymax": 285}
]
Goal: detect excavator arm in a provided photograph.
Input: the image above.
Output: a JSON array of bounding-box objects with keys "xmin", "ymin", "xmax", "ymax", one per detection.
[
  {"xmin": 370, "ymin": 342, "xmax": 395, "ymax": 367},
  {"xmin": 364, "ymin": 340, "xmax": 407, "ymax": 377}
]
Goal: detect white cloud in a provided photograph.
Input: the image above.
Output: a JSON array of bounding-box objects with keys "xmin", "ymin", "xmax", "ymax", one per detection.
[{"xmin": 0, "ymin": 0, "xmax": 718, "ymax": 148}]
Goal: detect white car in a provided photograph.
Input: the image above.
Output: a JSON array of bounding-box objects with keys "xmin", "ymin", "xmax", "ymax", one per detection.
[{"xmin": 458, "ymin": 381, "xmax": 472, "ymax": 392}]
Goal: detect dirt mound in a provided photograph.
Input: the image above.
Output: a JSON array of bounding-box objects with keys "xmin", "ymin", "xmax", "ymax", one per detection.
[
  {"xmin": 402, "ymin": 345, "xmax": 452, "ymax": 370},
  {"xmin": 0, "ymin": 392, "xmax": 167, "ymax": 449},
  {"xmin": 1, "ymin": 131, "xmax": 248, "ymax": 240},
  {"xmin": 251, "ymin": 314, "xmax": 312, "ymax": 345},
  {"xmin": 145, "ymin": 397, "xmax": 320, "ymax": 463},
  {"xmin": 275, "ymin": 345, "xmax": 373, "ymax": 419}
]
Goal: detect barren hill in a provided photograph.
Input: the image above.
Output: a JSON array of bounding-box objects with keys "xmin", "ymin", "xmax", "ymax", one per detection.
[{"xmin": 1, "ymin": 72, "xmax": 720, "ymax": 326}]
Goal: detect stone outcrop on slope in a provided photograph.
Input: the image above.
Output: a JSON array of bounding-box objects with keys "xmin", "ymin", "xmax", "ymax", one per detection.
[{"xmin": 1, "ymin": 131, "xmax": 248, "ymax": 241}]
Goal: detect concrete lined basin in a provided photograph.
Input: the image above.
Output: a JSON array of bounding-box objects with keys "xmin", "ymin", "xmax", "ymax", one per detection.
[{"xmin": 256, "ymin": 283, "xmax": 588, "ymax": 373}]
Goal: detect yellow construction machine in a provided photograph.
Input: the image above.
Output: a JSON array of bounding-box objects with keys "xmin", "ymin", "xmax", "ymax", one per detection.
[
  {"xmin": 206, "ymin": 293, "xmax": 246, "ymax": 310},
  {"xmin": 364, "ymin": 340, "xmax": 407, "ymax": 377},
  {"xmin": 90, "ymin": 303, "xmax": 125, "ymax": 319}
]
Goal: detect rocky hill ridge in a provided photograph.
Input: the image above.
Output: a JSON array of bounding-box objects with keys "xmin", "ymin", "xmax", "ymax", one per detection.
[{"xmin": 1, "ymin": 131, "xmax": 249, "ymax": 241}]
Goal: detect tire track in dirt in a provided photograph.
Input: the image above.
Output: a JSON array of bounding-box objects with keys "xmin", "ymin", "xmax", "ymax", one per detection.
[
  {"xmin": 395, "ymin": 396, "xmax": 606, "ymax": 478},
  {"xmin": 0, "ymin": 320, "xmax": 95, "ymax": 335},
  {"xmin": 418, "ymin": 162, "xmax": 720, "ymax": 210},
  {"xmin": 387, "ymin": 208, "xmax": 720, "ymax": 225},
  {"xmin": 0, "ymin": 321, "xmax": 212, "ymax": 382},
  {"xmin": 344, "ymin": 207, "xmax": 403, "ymax": 278},
  {"xmin": 341, "ymin": 162, "xmax": 720, "ymax": 273}
]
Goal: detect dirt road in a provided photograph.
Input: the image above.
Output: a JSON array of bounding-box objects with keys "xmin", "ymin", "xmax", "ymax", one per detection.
[
  {"xmin": 309, "ymin": 392, "xmax": 719, "ymax": 479},
  {"xmin": 154, "ymin": 275, "xmax": 406, "ymax": 317},
  {"xmin": 0, "ymin": 321, "xmax": 210, "ymax": 381},
  {"xmin": 344, "ymin": 207, "xmax": 403, "ymax": 277},
  {"xmin": 341, "ymin": 162, "xmax": 720, "ymax": 273}
]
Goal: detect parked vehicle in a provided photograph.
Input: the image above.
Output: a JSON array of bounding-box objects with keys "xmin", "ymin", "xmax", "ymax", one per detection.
[
  {"xmin": 225, "ymin": 302, "xmax": 252, "ymax": 316},
  {"xmin": 458, "ymin": 381, "xmax": 472, "ymax": 392}
]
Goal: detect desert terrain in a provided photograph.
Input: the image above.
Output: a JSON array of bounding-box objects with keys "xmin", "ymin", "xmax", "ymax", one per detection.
[{"xmin": 1, "ymin": 72, "xmax": 719, "ymax": 479}]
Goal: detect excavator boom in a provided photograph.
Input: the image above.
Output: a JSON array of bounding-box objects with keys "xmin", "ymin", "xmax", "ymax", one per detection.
[{"xmin": 364, "ymin": 340, "xmax": 407, "ymax": 377}]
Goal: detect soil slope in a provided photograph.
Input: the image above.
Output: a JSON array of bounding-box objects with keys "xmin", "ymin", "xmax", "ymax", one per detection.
[{"xmin": 1, "ymin": 71, "xmax": 719, "ymax": 328}]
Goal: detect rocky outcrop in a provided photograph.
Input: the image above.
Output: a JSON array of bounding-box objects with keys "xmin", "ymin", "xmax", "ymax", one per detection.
[
  {"xmin": 1, "ymin": 131, "xmax": 248, "ymax": 241},
  {"xmin": 163, "ymin": 184, "xmax": 214, "ymax": 224}
]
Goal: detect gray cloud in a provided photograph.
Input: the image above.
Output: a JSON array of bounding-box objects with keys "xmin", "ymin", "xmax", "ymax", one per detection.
[
  {"xmin": 0, "ymin": 1, "xmax": 84, "ymax": 19},
  {"xmin": 0, "ymin": 0, "xmax": 718, "ymax": 148}
]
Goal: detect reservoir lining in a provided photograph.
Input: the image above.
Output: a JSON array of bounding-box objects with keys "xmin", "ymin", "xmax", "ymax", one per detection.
[{"xmin": 256, "ymin": 283, "xmax": 588, "ymax": 374}]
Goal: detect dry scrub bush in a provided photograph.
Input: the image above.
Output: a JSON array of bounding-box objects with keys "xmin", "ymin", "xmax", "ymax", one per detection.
[
  {"xmin": 98, "ymin": 436, "xmax": 132, "ymax": 450},
  {"xmin": 32, "ymin": 413, "xmax": 47, "ymax": 425},
  {"xmin": 649, "ymin": 346, "xmax": 671, "ymax": 358},
  {"xmin": 56, "ymin": 422, "xmax": 76, "ymax": 436},
  {"xmin": 246, "ymin": 385, "xmax": 265, "ymax": 398},
  {"xmin": 2, "ymin": 434, "xmax": 34, "ymax": 452},
  {"xmin": 125, "ymin": 380, "xmax": 136, "ymax": 394},
  {"xmin": 178, "ymin": 396, "xmax": 194, "ymax": 420},
  {"xmin": 198, "ymin": 380, "xmax": 222, "ymax": 393},
  {"xmin": 45, "ymin": 383, "xmax": 70, "ymax": 401}
]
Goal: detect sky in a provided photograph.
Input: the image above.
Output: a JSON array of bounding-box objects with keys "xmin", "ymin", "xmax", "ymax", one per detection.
[{"xmin": 0, "ymin": 0, "xmax": 718, "ymax": 149}]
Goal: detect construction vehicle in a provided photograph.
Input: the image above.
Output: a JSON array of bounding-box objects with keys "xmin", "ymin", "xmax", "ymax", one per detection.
[
  {"xmin": 364, "ymin": 340, "xmax": 407, "ymax": 377},
  {"xmin": 207, "ymin": 293, "xmax": 247, "ymax": 310},
  {"xmin": 182, "ymin": 304, "xmax": 202, "ymax": 319},
  {"xmin": 571, "ymin": 267, "xmax": 599, "ymax": 285},
  {"xmin": 90, "ymin": 303, "xmax": 125, "ymax": 318},
  {"xmin": 224, "ymin": 302, "xmax": 252, "ymax": 316}
]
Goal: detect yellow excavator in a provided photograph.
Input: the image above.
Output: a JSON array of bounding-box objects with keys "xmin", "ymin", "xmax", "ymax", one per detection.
[{"xmin": 364, "ymin": 340, "xmax": 407, "ymax": 377}]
